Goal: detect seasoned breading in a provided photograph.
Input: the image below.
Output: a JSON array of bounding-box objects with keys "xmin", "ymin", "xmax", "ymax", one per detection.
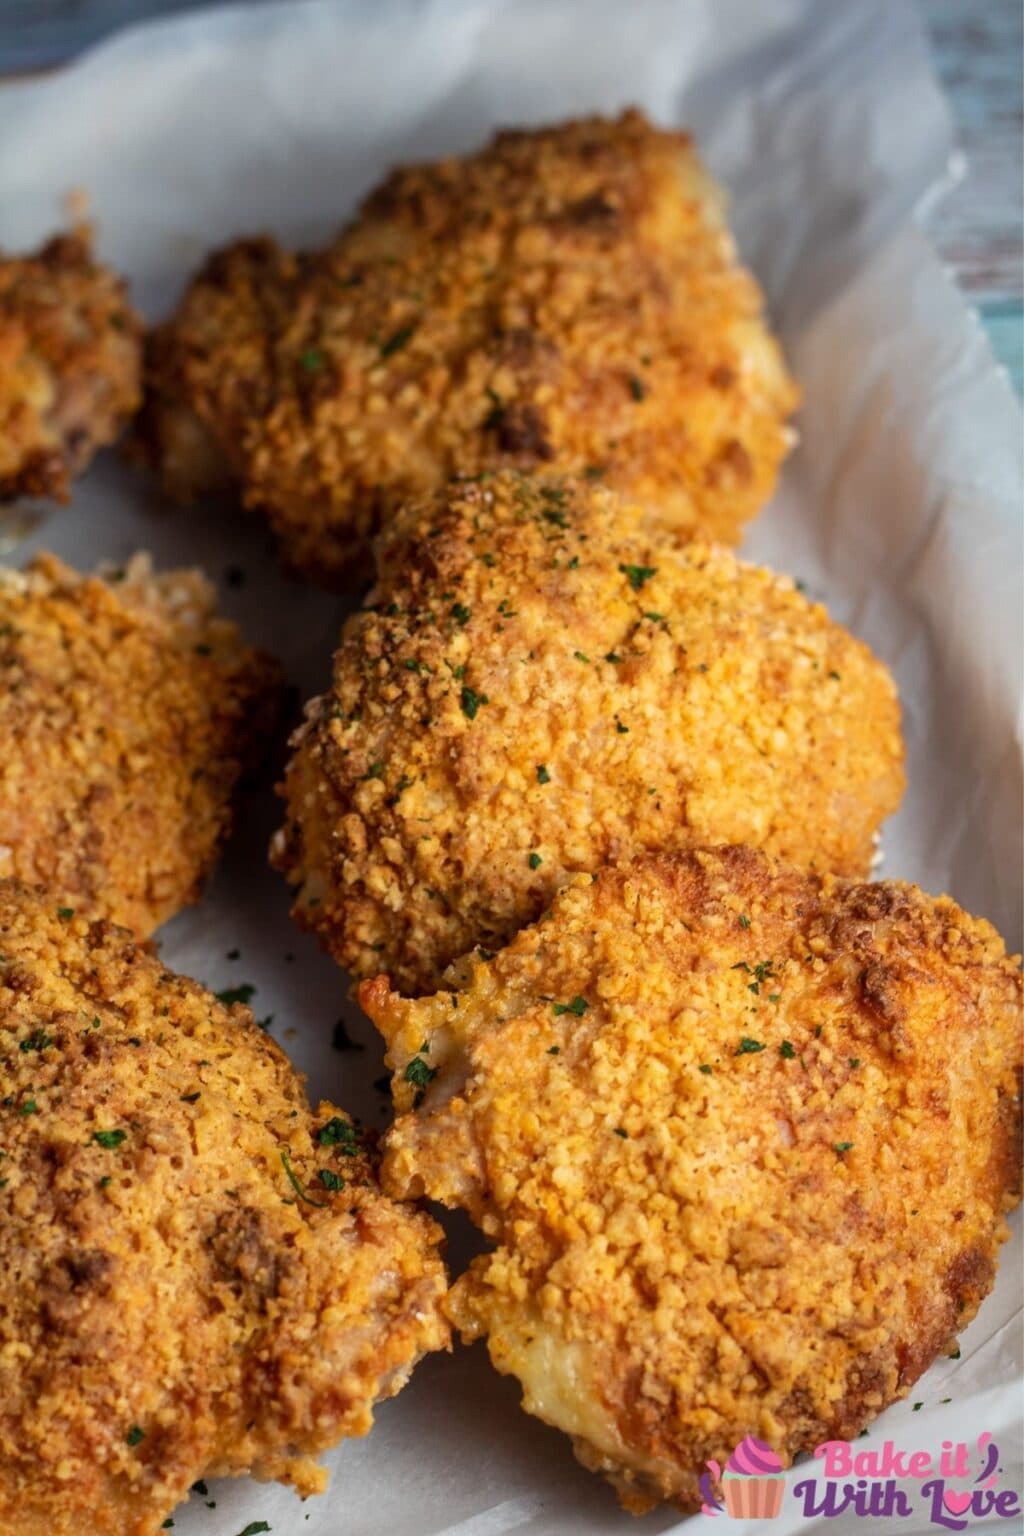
[
  {"xmin": 272, "ymin": 473, "xmax": 904, "ymax": 994},
  {"xmin": 0, "ymin": 551, "xmax": 281, "ymax": 935},
  {"xmin": 362, "ymin": 846, "xmax": 1023, "ymax": 1514},
  {"xmin": 0, "ymin": 884, "xmax": 449, "ymax": 1536},
  {"xmin": 0, "ymin": 231, "xmax": 141, "ymax": 501},
  {"xmin": 140, "ymin": 110, "xmax": 797, "ymax": 584}
]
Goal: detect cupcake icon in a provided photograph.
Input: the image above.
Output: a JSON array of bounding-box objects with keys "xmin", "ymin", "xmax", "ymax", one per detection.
[{"xmin": 720, "ymin": 1435, "xmax": 786, "ymax": 1518}]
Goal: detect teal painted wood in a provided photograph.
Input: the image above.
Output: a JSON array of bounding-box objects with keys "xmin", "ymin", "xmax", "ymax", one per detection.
[{"xmin": 922, "ymin": 0, "xmax": 1023, "ymax": 394}]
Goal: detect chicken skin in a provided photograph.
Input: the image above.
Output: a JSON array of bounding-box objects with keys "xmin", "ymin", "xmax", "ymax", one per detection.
[
  {"xmin": 140, "ymin": 110, "xmax": 797, "ymax": 584},
  {"xmin": 0, "ymin": 231, "xmax": 141, "ymax": 501},
  {"xmin": 0, "ymin": 884, "xmax": 449, "ymax": 1536},
  {"xmin": 272, "ymin": 473, "xmax": 904, "ymax": 994},
  {"xmin": 0, "ymin": 551, "xmax": 281, "ymax": 935},
  {"xmin": 362, "ymin": 846, "xmax": 1022, "ymax": 1514}
]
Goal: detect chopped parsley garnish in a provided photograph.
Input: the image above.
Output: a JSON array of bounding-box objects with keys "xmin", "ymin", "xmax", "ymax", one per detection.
[
  {"xmin": 912, "ymin": 1402, "xmax": 922, "ymax": 1412},
  {"xmin": 628, "ymin": 375, "xmax": 646, "ymax": 401},
  {"xmin": 614, "ymin": 1127, "xmax": 629, "ymax": 1138},
  {"xmin": 528, "ymin": 852, "xmax": 543, "ymax": 869},
  {"xmin": 698, "ymin": 1064, "xmax": 714, "ymax": 1074},
  {"xmin": 93, "ymin": 1129, "xmax": 126, "ymax": 1149},
  {"xmin": 547, "ymin": 1046, "xmax": 561, "ymax": 1055},
  {"xmin": 615, "ymin": 716, "xmax": 629, "ymax": 733},
  {"xmin": 849, "ymin": 1057, "xmax": 861, "ymax": 1069},
  {"xmin": 735, "ymin": 1037, "xmax": 765, "ymax": 1055},
  {"xmin": 331, "ymin": 1018, "xmax": 365, "ymax": 1052},
  {"xmin": 236, "ymin": 1524, "xmax": 272, "ymax": 1536},
  {"xmin": 738, "ymin": 914, "xmax": 751, "ymax": 929},
  {"xmin": 380, "ymin": 324, "xmax": 415, "ymax": 357},
  {"xmin": 460, "ymin": 685, "xmax": 487, "ymax": 720},
  {"xmin": 300, "ymin": 348, "xmax": 323, "ymax": 372},
  {"xmin": 536, "ymin": 763, "xmax": 551, "ymax": 784},
  {"xmin": 191, "ymin": 1481, "xmax": 208, "ymax": 1496},
  {"xmin": 619, "ymin": 563, "xmax": 657, "ymax": 591},
  {"xmin": 57, "ymin": 907, "xmax": 75, "ymax": 921},
  {"xmin": 18, "ymin": 1099, "xmax": 37, "ymax": 1116},
  {"xmin": 19, "ymin": 1031, "xmax": 52, "ymax": 1053},
  {"xmin": 779, "ymin": 1040, "xmax": 796, "ymax": 1059},
  {"xmin": 318, "ymin": 1169, "xmax": 344, "ymax": 1192},
  {"xmin": 215, "ymin": 984, "xmax": 255, "ymax": 1007},
  {"xmin": 179, "ymin": 1092, "xmax": 201, "ymax": 1104},
  {"xmin": 833, "ymin": 1141, "xmax": 854, "ymax": 1155},
  {"xmin": 126, "ymin": 1425, "xmax": 145, "ymax": 1447},
  {"xmin": 318, "ymin": 1117, "xmax": 358, "ymax": 1152},
  {"xmin": 404, "ymin": 1056, "xmax": 438, "ymax": 1089},
  {"xmin": 449, "ymin": 602, "xmax": 471, "ymax": 626},
  {"xmin": 642, "ymin": 610, "xmax": 664, "ymax": 622},
  {"xmin": 280, "ymin": 1148, "xmax": 327, "ymax": 1208},
  {"xmin": 574, "ymin": 650, "xmax": 590, "ymax": 663},
  {"xmin": 605, "ymin": 651, "xmax": 622, "ymax": 663},
  {"xmin": 552, "ymin": 996, "xmax": 588, "ymax": 1017}
]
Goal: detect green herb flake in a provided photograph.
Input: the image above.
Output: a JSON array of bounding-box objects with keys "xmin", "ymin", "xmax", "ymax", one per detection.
[
  {"xmin": 614, "ymin": 1127, "xmax": 629, "ymax": 1138},
  {"xmin": 215, "ymin": 984, "xmax": 255, "ymax": 1008},
  {"xmin": 317, "ymin": 1117, "xmax": 358, "ymax": 1152},
  {"xmin": 628, "ymin": 375, "xmax": 646, "ymax": 401},
  {"xmin": 552, "ymin": 996, "xmax": 588, "ymax": 1018},
  {"xmin": 18, "ymin": 1099, "xmax": 37, "ymax": 1116},
  {"xmin": 833, "ymin": 1141, "xmax": 854, "ymax": 1156},
  {"xmin": 19, "ymin": 1031, "xmax": 52, "ymax": 1053},
  {"xmin": 126, "ymin": 1425, "xmax": 145, "ymax": 1447},
  {"xmin": 698, "ymin": 1064, "xmax": 714, "ymax": 1075},
  {"xmin": 528, "ymin": 852, "xmax": 543, "ymax": 869},
  {"xmin": 57, "ymin": 906, "xmax": 75, "ymax": 921},
  {"xmin": 404, "ymin": 1056, "xmax": 438, "ymax": 1089},
  {"xmin": 236, "ymin": 1525, "xmax": 272, "ymax": 1536},
  {"xmin": 449, "ymin": 602, "xmax": 471, "ymax": 626},
  {"xmin": 536, "ymin": 763, "xmax": 551, "ymax": 784},
  {"xmin": 619, "ymin": 563, "xmax": 657, "ymax": 591},
  {"xmin": 547, "ymin": 1046, "xmax": 561, "ymax": 1055},
  {"xmin": 738, "ymin": 914, "xmax": 751, "ymax": 929},
  {"xmin": 300, "ymin": 348, "xmax": 324, "ymax": 372},
  {"xmin": 280, "ymin": 1148, "xmax": 327, "ymax": 1208},
  {"xmin": 574, "ymin": 650, "xmax": 590, "ymax": 663},
  {"xmin": 460, "ymin": 685, "xmax": 488, "ymax": 720},
  {"xmin": 179, "ymin": 1092, "xmax": 201, "ymax": 1104},
  {"xmin": 735, "ymin": 1037, "xmax": 765, "ymax": 1055},
  {"xmin": 779, "ymin": 1040, "xmax": 796, "ymax": 1060},
  {"xmin": 318, "ymin": 1169, "xmax": 344, "ymax": 1192},
  {"xmin": 93, "ymin": 1129, "xmax": 127, "ymax": 1149}
]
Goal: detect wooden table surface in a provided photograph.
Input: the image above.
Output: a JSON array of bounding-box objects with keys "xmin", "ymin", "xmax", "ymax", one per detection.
[{"xmin": 1, "ymin": 0, "xmax": 1021, "ymax": 392}]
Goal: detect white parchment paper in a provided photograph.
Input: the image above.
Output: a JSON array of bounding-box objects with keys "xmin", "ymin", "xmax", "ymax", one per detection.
[{"xmin": 0, "ymin": 3, "xmax": 1021, "ymax": 1533}]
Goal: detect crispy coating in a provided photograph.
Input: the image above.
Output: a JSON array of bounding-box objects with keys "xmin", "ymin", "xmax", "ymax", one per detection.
[
  {"xmin": 0, "ymin": 883, "xmax": 449, "ymax": 1536},
  {"xmin": 272, "ymin": 473, "xmax": 904, "ymax": 994},
  {"xmin": 0, "ymin": 231, "xmax": 141, "ymax": 501},
  {"xmin": 0, "ymin": 551, "xmax": 282, "ymax": 935},
  {"xmin": 362, "ymin": 846, "xmax": 1023, "ymax": 1513},
  {"xmin": 140, "ymin": 110, "xmax": 797, "ymax": 584}
]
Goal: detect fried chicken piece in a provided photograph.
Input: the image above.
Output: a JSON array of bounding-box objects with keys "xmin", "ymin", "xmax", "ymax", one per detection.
[
  {"xmin": 0, "ymin": 551, "xmax": 281, "ymax": 935},
  {"xmin": 140, "ymin": 110, "xmax": 797, "ymax": 584},
  {"xmin": 272, "ymin": 473, "xmax": 904, "ymax": 994},
  {"xmin": 0, "ymin": 884, "xmax": 449, "ymax": 1536},
  {"xmin": 0, "ymin": 231, "xmax": 142, "ymax": 501},
  {"xmin": 362, "ymin": 846, "xmax": 1022, "ymax": 1514}
]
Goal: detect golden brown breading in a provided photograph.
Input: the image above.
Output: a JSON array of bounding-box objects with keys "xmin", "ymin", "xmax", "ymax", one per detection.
[
  {"xmin": 0, "ymin": 551, "xmax": 281, "ymax": 935},
  {"xmin": 272, "ymin": 473, "xmax": 904, "ymax": 994},
  {"xmin": 140, "ymin": 110, "xmax": 797, "ymax": 584},
  {"xmin": 0, "ymin": 231, "xmax": 141, "ymax": 501},
  {"xmin": 0, "ymin": 883, "xmax": 449, "ymax": 1536},
  {"xmin": 362, "ymin": 846, "xmax": 1023, "ymax": 1514}
]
